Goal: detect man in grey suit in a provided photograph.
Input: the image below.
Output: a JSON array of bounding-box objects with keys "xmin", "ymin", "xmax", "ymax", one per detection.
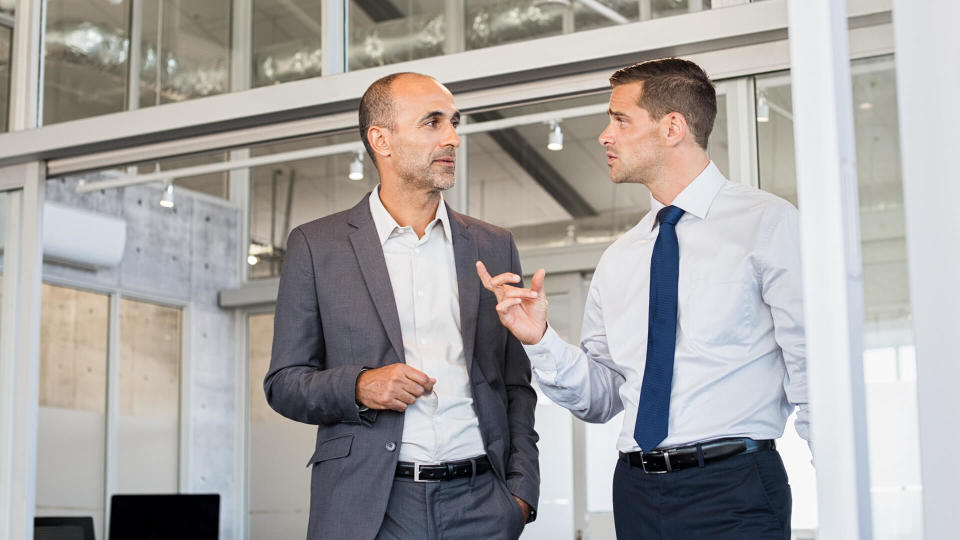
[{"xmin": 265, "ymin": 72, "xmax": 539, "ymax": 540}]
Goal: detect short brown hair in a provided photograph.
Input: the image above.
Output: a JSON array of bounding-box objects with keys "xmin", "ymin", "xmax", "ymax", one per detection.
[{"xmin": 609, "ymin": 58, "xmax": 716, "ymax": 150}]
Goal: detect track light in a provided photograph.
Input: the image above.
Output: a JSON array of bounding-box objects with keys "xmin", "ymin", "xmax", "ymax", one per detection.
[
  {"xmin": 348, "ymin": 151, "xmax": 364, "ymax": 181},
  {"xmin": 547, "ymin": 120, "xmax": 563, "ymax": 151},
  {"xmin": 247, "ymin": 255, "xmax": 259, "ymax": 266},
  {"xmin": 756, "ymin": 95, "xmax": 770, "ymax": 123},
  {"xmin": 160, "ymin": 181, "xmax": 175, "ymax": 208}
]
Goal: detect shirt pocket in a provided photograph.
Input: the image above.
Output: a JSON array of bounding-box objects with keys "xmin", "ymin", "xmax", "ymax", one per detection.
[{"xmin": 679, "ymin": 276, "xmax": 754, "ymax": 345}]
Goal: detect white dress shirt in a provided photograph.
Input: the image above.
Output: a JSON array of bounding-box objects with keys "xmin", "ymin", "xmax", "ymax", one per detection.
[
  {"xmin": 524, "ymin": 162, "xmax": 810, "ymax": 452},
  {"xmin": 369, "ymin": 186, "xmax": 487, "ymax": 463}
]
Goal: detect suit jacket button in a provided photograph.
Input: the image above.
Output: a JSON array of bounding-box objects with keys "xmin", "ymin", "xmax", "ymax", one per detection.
[{"xmin": 385, "ymin": 441, "xmax": 396, "ymax": 452}]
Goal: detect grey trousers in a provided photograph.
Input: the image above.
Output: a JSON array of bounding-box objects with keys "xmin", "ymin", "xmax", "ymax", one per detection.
[{"xmin": 375, "ymin": 468, "xmax": 526, "ymax": 540}]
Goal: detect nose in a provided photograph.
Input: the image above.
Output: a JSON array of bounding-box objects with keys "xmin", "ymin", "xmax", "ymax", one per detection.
[
  {"xmin": 443, "ymin": 122, "xmax": 461, "ymax": 148},
  {"xmin": 599, "ymin": 123, "xmax": 613, "ymax": 147}
]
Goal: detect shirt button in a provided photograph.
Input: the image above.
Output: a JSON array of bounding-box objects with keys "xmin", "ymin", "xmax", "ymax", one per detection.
[
  {"xmin": 417, "ymin": 290, "xmax": 424, "ymax": 297},
  {"xmin": 414, "ymin": 248, "xmax": 420, "ymax": 255},
  {"xmin": 385, "ymin": 441, "xmax": 396, "ymax": 452}
]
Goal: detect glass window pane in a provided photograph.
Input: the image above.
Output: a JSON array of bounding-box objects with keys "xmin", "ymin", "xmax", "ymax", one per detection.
[
  {"xmin": 1, "ymin": 24, "xmax": 11, "ymax": 132},
  {"xmin": 348, "ymin": 0, "xmax": 447, "ymax": 71},
  {"xmin": 467, "ymin": 93, "xmax": 643, "ymax": 249},
  {"xmin": 248, "ymin": 312, "xmax": 313, "ymax": 539},
  {"xmin": 43, "ymin": 0, "xmax": 131, "ymax": 125},
  {"xmin": 117, "ymin": 298, "xmax": 181, "ymax": 493},
  {"xmin": 137, "ymin": 0, "xmax": 231, "ymax": 108},
  {"xmin": 252, "ymin": 0, "xmax": 323, "ymax": 87},
  {"xmin": 36, "ymin": 284, "xmax": 109, "ymax": 540},
  {"xmin": 130, "ymin": 149, "xmax": 231, "ymax": 201},
  {"xmin": 247, "ymin": 132, "xmax": 377, "ymax": 279},
  {"xmin": 755, "ymin": 55, "xmax": 920, "ymax": 539}
]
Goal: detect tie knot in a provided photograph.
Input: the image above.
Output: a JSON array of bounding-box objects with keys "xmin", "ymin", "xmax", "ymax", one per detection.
[{"xmin": 657, "ymin": 205, "xmax": 685, "ymax": 227}]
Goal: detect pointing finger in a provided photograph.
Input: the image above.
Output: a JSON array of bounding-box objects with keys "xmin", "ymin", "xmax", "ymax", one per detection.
[{"xmin": 476, "ymin": 261, "xmax": 494, "ymax": 290}]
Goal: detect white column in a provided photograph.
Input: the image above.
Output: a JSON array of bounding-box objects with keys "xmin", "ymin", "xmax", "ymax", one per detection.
[
  {"xmin": 891, "ymin": 2, "xmax": 960, "ymax": 538},
  {"xmin": 0, "ymin": 163, "xmax": 44, "ymax": 540},
  {"xmin": 8, "ymin": 0, "xmax": 42, "ymax": 131},
  {"xmin": 0, "ymin": 1, "xmax": 46, "ymax": 538},
  {"xmin": 786, "ymin": 1, "xmax": 873, "ymax": 539}
]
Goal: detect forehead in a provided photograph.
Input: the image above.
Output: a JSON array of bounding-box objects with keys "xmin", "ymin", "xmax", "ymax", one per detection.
[
  {"xmin": 392, "ymin": 76, "xmax": 457, "ymax": 118},
  {"xmin": 608, "ymin": 82, "xmax": 644, "ymax": 112}
]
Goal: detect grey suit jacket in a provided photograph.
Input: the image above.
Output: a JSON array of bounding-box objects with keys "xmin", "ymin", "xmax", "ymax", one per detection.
[{"xmin": 265, "ymin": 194, "xmax": 540, "ymax": 540}]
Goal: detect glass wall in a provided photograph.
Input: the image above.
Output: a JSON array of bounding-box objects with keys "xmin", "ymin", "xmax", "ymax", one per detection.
[
  {"xmin": 35, "ymin": 284, "xmax": 110, "ymax": 540},
  {"xmin": 247, "ymin": 312, "xmax": 313, "ymax": 539},
  {"xmin": 135, "ymin": 0, "xmax": 231, "ymax": 109},
  {"xmin": 117, "ymin": 297, "xmax": 182, "ymax": 494},
  {"xmin": 756, "ymin": 55, "xmax": 920, "ymax": 539},
  {"xmin": 39, "ymin": 1, "xmax": 743, "ymax": 124},
  {"xmin": 253, "ymin": 0, "xmax": 323, "ymax": 87},
  {"xmin": 467, "ymin": 87, "xmax": 729, "ymax": 250},
  {"xmin": 247, "ymin": 132, "xmax": 377, "ymax": 278},
  {"xmin": 43, "ymin": 0, "xmax": 230, "ymax": 125},
  {"xmin": 43, "ymin": 0, "xmax": 131, "ymax": 124}
]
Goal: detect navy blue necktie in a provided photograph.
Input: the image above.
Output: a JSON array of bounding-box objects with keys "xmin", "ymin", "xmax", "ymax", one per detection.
[{"xmin": 634, "ymin": 205, "xmax": 685, "ymax": 451}]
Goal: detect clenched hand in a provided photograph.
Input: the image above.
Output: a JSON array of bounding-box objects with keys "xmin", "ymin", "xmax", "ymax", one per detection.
[{"xmin": 356, "ymin": 364, "xmax": 436, "ymax": 412}]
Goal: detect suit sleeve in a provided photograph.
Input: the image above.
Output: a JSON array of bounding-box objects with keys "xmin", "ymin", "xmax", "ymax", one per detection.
[
  {"xmin": 504, "ymin": 235, "xmax": 541, "ymax": 521},
  {"xmin": 263, "ymin": 227, "xmax": 367, "ymax": 425}
]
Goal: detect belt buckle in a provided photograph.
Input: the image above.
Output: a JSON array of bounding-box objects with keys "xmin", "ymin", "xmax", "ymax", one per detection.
[
  {"xmin": 640, "ymin": 450, "xmax": 671, "ymax": 474},
  {"xmin": 413, "ymin": 463, "xmax": 440, "ymax": 483}
]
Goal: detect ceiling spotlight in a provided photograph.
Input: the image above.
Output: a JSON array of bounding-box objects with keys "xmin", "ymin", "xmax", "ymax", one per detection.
[
  {"xmin": 160, "ymin": 181, "xmax": 175, "ymax": 208},
  {"xmin": 858, "ymin": 102, "xmax": 874, "ymax": 111},
  {"xmin": 547, "ymin": 120, "xmax": 564, "ymax": 151},
  {"xmin": 756, "ymin": 95, "xmax": 770, "ymax": 123},
  {"xmin": 348, "ymin": 151, "xmax": 364, "ymax": 181},
  {"xmin": 247, "ymin": 255, "xmax": 259, "ymax": 266}
]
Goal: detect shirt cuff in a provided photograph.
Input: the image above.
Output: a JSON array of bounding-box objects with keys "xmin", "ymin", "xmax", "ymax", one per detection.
[{"xmin": 522, "ymin": 325, "xmax": 567, "ymax": 372}]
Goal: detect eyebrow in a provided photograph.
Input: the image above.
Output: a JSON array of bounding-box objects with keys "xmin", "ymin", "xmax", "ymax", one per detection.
[
  {"xmin": 607, "ymin": 108, "xmax": 628, "ymax": 119},
  {"xmin": 418, "ymin": 110, "xmax": 461, "ymax": 123}
]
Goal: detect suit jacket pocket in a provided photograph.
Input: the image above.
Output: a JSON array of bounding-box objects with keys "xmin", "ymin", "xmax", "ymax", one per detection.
[{"xmin": 305, "ymin": 434, "xmax": 354, "ymax": 467}]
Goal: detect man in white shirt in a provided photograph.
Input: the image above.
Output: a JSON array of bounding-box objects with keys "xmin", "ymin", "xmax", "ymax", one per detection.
[
  {"xmin": 266, "ymin": 73, "xmax": 538, "ymax": 540},
  {"xmin": 477, "ymin": 58, "xmax": 808, "ymax": 539}
]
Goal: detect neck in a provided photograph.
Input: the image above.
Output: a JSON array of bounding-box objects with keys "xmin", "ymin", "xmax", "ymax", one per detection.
[
  {"xmin": 378, "ymin": 179, "xmax": 442, "ymax": 238},
  {"xmin": 645, "ymin": 152, "xmax": 711, "ymax": 206}
]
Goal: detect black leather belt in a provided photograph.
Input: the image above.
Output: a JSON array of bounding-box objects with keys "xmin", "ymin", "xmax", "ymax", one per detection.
[
  {"xmin": 396, "ymin": 455, "xmax": 492, "ymax": 482},
  {"xmin": 619, "ymin": 438, "xmax": 774, "ymax": 474}
]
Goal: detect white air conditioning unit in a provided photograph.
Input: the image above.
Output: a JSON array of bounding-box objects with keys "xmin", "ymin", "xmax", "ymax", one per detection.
[
  {"xmin": 39, "ymin": 202, "xmax": 127, "ymax": 269},
  {"xmin": 0, "ymin": 203, "xmax": 126, "ymax": 270}
]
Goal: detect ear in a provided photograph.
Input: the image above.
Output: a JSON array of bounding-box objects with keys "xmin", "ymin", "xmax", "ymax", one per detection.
[
  {"xmin": 367, "ymin": 125, "xmax": 392, "ymax": 160},
  {"xmin": 662, "ymin": 112, "xmax": 688, "ymax": 148}
]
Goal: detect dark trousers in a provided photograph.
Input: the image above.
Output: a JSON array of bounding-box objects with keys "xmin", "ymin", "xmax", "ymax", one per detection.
[
  {"xmin": 375, "ymin": 468, "xmax": 526, "ymax": 540},
  {"xmin": 612, "ymin": 448, "xmax": 792, "ymax": 540}
]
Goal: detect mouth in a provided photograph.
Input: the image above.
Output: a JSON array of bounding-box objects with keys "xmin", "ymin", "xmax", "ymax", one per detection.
[
  {"xmin": 434, "ymin": 157, "xmax": 456, "ymax": 166},
  {"xmin": 606, "ymin": 153, "xmax": 617, "ymax": 166}
]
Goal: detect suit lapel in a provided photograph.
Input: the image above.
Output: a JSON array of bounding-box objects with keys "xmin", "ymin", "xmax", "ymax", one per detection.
[
  {"xmin": 449, "ymin": 210, "xmax": 480, "ymax": 377},
  {"xmin": 347, "ymin": 195, "xmax": 405, "ymax": 364}
]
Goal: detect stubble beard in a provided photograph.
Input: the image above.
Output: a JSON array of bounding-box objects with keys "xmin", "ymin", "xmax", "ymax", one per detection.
[{"xmin": 397, "ymin": 152, "xmax": 455, "ymax": 193}]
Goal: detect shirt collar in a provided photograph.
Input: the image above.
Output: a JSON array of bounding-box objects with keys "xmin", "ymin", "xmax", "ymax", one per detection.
[
  {"xmin": 649, "ymin": 161, "xmax": 726, "ymax": 229},
  {"xmin": 369, "ymin": 185, "xmax": 452, "ymax": 245}
]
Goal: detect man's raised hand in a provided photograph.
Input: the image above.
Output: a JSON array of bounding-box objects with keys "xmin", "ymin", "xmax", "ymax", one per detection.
[{"xmin": 476, "ymin": 261, "xmax": 548, "ymax": 345}]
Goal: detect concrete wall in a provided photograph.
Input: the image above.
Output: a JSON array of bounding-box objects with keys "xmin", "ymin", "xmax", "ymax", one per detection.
[{"xmin": 41, "ymin": 176, "xmax": 240, "ymax": 540}]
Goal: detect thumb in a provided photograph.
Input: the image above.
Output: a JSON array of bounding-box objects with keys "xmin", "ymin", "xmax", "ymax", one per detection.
[{"xmin": 531, "ymin": 268, "xmax": 546, "ymax": 294}]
